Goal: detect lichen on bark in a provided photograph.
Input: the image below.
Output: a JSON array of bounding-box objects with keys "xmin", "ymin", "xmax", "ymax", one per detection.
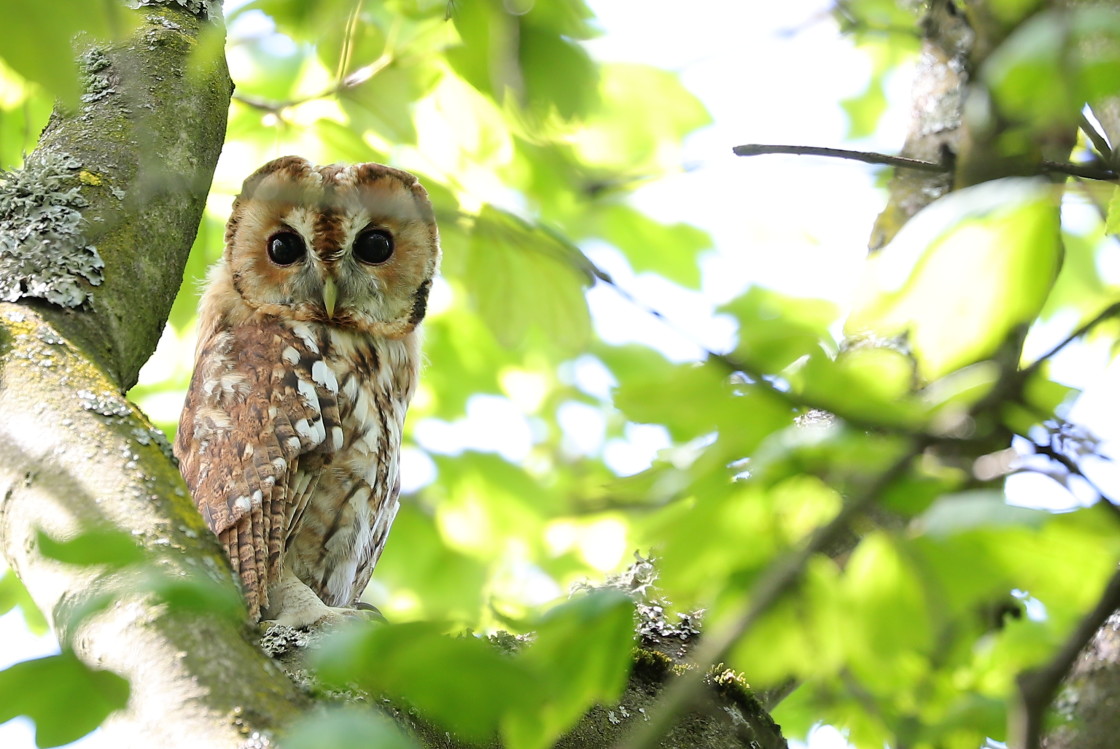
[{"xmin": 0, "ymin": 152, "xmax": 105, "ymax": 308}]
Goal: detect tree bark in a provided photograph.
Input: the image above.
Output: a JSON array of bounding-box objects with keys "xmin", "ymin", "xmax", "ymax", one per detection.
[{"xmin": 0, "ymin": 3, "xmax": 311, "ymax": 746}]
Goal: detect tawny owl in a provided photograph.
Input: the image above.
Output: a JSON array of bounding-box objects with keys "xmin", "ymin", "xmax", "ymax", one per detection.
[{"xmin": 174, "ymin": 156, "xmax": 439, "ymax": 627}]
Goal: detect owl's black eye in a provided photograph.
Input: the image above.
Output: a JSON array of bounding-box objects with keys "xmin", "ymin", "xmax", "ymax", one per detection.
[
  {"xmin": 353, "ymin": 229, "xmax": 394, "ymax": 265},
  {"xmin": 267, "ymin": 231, "xmax": 306, "ymax": 266}
]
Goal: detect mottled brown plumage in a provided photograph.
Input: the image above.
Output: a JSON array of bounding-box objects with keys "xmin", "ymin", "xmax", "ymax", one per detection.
[{"xmin": 174, "ymin": 157, "xmax": 439, "ymax": 626}]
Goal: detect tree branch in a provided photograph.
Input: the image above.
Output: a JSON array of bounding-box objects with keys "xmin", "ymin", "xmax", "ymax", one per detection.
[
  {"xmin": 1012, "ymin": 567, "xmax": 1120, "ymax": 749},
  {"xmin": 733, "ymin": 143, "xmax": 949, "ymax": 172},
  {"xmin": 0, "ymin": 5, "xmax": 312, "ymax": 746},
  {"xmin": 732, "ymin": 143, "xmax": 1119, "ymax": 182}
]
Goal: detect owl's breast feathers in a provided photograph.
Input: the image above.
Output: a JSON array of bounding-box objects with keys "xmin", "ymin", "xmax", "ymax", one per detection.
[{"xmin": 174, "ymin": 316, "xmax": 416, "ymax": 619}]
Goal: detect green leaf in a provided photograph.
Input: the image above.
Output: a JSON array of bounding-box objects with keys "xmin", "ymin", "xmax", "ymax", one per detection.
[
  {"xmin": 568, "ymin": 64, "xmax": 710, "ymax": 173},
  {"xmin": 721, "ymin": 287, "xmax": 839, "ymax": 371},
  {"xmin": 464, "ymin": 206, "xmax": 592, "ymax": 356},
  {"xmin": 518, "ymin": 22, "xmax": 598, "ymax": 122},
  {"xmin": 37, "ymin": 528, "xmax": 145, "ymax": 568},
  {"xmin": 0, "ymin": 0, "xmax": 136, "ymax": 108},
  {"xmin": 587, "ymin": 204, "xmax": 708, "ymax": 289},
  {"xmin": 0, "ymin": 570, "xmax": 47, "ymax": 635},
  {"xmin": 143, "ymin": 572, "xmax": 245, "ymax": 623},
  {"xmin": 847, "ymin": 178, "xmax": 1061, "ymax": 380},
  {"xmin": 503, "ymin": 591, "xmax": 634, "ymax": 749},
  {"xmin": 338, "ymin": 60, "xmax": 442, "ymax": 145},
  {"xmin": 984, "ymin": 7, "xmax": 1120, "ymax": 128},
  {"xmin": 369, "ymin": 501, "xmax": 490, "ymax": 621},
  {"xmin": 315, "ymin": 622, "xmax": 537, "ymax": 743},
  {"xmin": 840, "ymin": 533, "xmax": 931, "ymax": 689},
  {"xmin": 285, "ymin": 708, "xmax": 421, "ymax": 749},
  {"xmin": 917, "ymin": 491, "xmax": 1047, "ymax": 539},
  {"xmin": 0, "ymin": 651, "xmax": 129, "ymax": 748},
  {"xmin": 1106, "ymin": 185, "xmax": 1120, "ymax": 235}
]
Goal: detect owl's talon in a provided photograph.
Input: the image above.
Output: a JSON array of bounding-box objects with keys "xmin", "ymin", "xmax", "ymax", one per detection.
[{"xmin": 353, "ymin": 601, "xmax": 388, "ymax": 623}]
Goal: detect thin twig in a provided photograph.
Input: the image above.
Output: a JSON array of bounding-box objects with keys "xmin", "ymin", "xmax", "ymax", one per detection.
[
  {"xmin": 1030, "ymin": 441, "xmax": 1120, "ymax": 511},
  {"xmin": 616, "ymin": 439, "xmax": 929, "ymax": 749},
  {"xmin": 1021, "ymin": 301, "xmax": 1120, "ymax": 378},
  {"xmin": 732, "ymin": 143, "xmax": 948, "ymax": 172},
  {"xmin": 732, "ymin": 143, "xmax": 1119, "ymax": 181},
  {"xmin": 1011, "ymin": 566, "xmax": 1120, "ymax": 749}
]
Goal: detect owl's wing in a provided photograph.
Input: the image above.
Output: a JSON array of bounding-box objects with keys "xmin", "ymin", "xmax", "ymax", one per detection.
[{"xmin": 174, "ymin": 323, "xmax": 341, "ymax": 620}]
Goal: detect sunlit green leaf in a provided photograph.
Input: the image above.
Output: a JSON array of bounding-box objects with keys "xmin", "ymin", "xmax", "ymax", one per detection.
[
  {"xmin": 847, "ymin": 179, "xmax": 1061, "ymax": 380},
  {"xmin": 984, "ymin": 7, "xmax": 1120, "ymax": 128},
  {"xmin": 464, "ymin": 206, "xmax": 592, "ymax": 356},
  {"xmin": 568, "ymin": 63, "xmax": 710, "ymax": 173},
  {"xmin": 518, "ymin": 22, "xmax": 598, "ymax": 122},
  {"xmin": 840, "ymin": 533, "xmax": 932, "ymax": 690},
  {"xmin": 0, "ymin": 651, "xmax": 129, "ymax": 748},
  {"xmin": 587, "ymin": 204, "xmax": 709, "ymax": 289},
  {"xmin": 1106, "ymin": 185, "xmax": 1120, "ymax": 236},
  {"xmin": 370, "ymin": 501, "xmax": 489, "ymax": 621},
  {"xmin": 722, "ymin": 287, "xmax": 839, "ymax": 371},
  {"xmin": 0, "ymin": 570, "xmax": 48, "ymax": 635}
]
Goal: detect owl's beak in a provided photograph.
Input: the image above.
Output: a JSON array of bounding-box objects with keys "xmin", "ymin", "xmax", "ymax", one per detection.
[{"xmin": 322, "ymin": 277, "xmax": 339, "ymax": 319}]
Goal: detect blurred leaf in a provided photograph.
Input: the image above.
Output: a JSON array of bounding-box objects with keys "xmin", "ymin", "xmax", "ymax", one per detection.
[
  {"xmin": 984, "ymin": 7, "xmax": 1120, "ymax": 128},
  {"xmin": 0, "ymin": 0, "xmax": 136, "ymax": 108},
  {"xmin": 840, "ymin": 40, "xmax": 915, "ymax": 139},
  {"xmin": 721, "ymin": 287, "xmax": 839, "ymax": 371},
  {"xmin": 0, "ymin": 569, "xmax": 48, "ymax": 635},
  {"xmin": 847, "ymin": 179, "xmax": 1061, "ymax": 380},
  {"xmin": 841, "ymin": 533, "xmax": 932, "ymax": 689},
  {"xmin": 371, "ymin": 501, "xmax": 489, "ymax": 621},
  {"xmin": 464, "ymin": 206, "xmax": 592, "ymax": 356},
  {"xmin": 0, "ymin": 60, "xmax": 52, "ymax": 169},
  {"xmin": 37, "ymin": 528, "xmax": 144, "ymax": 568},
  {"xmin": 569, "ymin": 63, "xmax": 710, "ymax": 173},
  {"xmin": 285, "ymin": 708, "xmax": 421, "ymax": 749},
  {"xmin": 0, "ymin": 651, "xmax": 129, "ymax": 748},
  {"xmin": 143, "ymin": 572, "xmax": 245, "ymax": 623},
  {"xmin": 1107, "ymin": 186, "xmax": 1120, "ymax": 236},
  {"xmin": 503, "ymin": 591, "xmax": 634, "ymax": 748},
  {"xmin": 917, "ymin": 491, "xmax": 1047, "ymax": 538},
  {"xmin": 587, "ymin": 204, "xmax": 709, "ymax": 288},
  {"xmin": 315, "ymin": 622, "xmax": 537, "ymax": 743},
  {"xmin": 339, "ymin": 61, "xmax": 442, "ymax": 145},
  {"xmin": 518, "ymin": 21, "xmax": 598, "ymax": 122}
]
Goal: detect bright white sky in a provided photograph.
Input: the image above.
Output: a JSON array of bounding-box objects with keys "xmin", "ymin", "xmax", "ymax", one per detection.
[{"xmin": 1, "ymin": 2, "xmax": 1117, "ymax": 748}]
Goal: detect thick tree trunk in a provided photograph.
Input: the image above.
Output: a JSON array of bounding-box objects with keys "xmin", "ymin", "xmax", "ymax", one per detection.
[{"xmin": 0, "ymin": 3, "xmax": 310, "ymax": 746}]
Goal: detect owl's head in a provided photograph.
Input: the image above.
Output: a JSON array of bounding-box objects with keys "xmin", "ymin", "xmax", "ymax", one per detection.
[{"xmin": 222, "ymin": 156, "xmax": 440, "ymax": 338}]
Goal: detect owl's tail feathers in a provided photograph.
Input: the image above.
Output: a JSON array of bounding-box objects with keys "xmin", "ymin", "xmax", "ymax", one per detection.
[{"xmin": 220, "ymin": 523, "xmax": 265, "ymax": 621}]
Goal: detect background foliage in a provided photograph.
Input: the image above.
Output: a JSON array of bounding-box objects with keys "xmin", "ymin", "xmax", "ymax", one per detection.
[{"xmin": 2, "ymin": 0, "xmax": 1120, "ymax": 747}]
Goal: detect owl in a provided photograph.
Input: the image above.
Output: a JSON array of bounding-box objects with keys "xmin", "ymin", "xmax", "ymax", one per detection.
[{"xmin": 174, "ymin": 156, "xmax": 440, "ymax": 627}]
